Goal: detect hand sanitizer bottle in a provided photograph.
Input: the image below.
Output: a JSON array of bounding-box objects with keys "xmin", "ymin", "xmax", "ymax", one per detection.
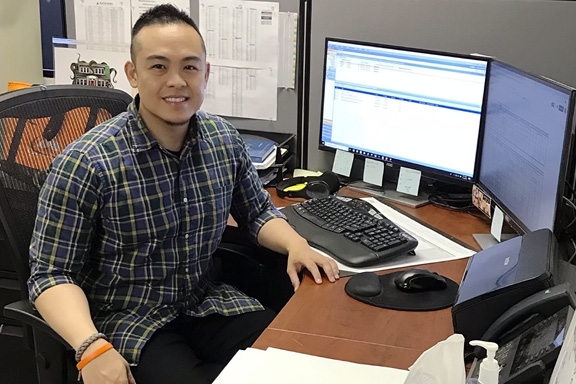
[{"xmin": 469, "ymin": 340, "xmax": 500, "ymax": 384}]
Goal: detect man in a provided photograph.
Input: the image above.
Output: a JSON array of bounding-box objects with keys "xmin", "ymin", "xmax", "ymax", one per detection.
[{"xmin": 28, "ymin": 4, "xmax": 339, "ymax": 384}]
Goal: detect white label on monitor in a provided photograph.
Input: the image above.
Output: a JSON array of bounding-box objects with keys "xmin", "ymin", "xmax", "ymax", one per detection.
[
  {"xmin": 397, "ymin": 167, "xmax": 421, "ymax": 196},
  {"xmin": 363, "ymin": 159, "xmax": 384, "ymax": 186},
  {"xmin": 332, "ymin": 149, "xmax": 354, "ymax": 177},
  {"xmin": 491, "ymin": 206, "xmax": 505, "ymax": 242}
]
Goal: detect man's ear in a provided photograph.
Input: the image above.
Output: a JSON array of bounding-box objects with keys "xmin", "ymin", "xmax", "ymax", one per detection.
[
  {"xmin": 124, "ymin": 61, "xmax": 138, "ymax": 89},
  {"xmin": 205, "ymin": 61, "xmax": 210, "ymax": 84}
]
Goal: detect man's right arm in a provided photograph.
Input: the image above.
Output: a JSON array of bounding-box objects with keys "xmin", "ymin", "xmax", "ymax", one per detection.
[
  {"xmin": 34, "ymin": 283, "xmax": 101, "ymax": 351},
  {"xmin": 34, "ymin": 282, "xmax": 135, "ymax": 383},
  {"xmin": 29, "ymin": 151, "xmax": 135, "ymax": 383}
]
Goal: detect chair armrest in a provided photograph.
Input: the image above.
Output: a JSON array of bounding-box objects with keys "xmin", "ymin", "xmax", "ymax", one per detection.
[
  {"xmin": 4, "ymin": 299, "xmax": 70, "ymax": 348},
  {"xmin": 213, "ymin": 242, "xmax": 293, "ymax": 313}
]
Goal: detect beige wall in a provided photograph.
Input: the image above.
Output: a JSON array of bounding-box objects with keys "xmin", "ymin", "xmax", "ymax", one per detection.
[{"xmin": 0, "ymin": 0, "xmax": 43, "ymax": 93}]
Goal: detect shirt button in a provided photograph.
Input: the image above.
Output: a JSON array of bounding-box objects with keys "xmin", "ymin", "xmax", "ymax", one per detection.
[
  {"xmin": 185, "ymin": 234, "xmax": 189, "ymax": 239},
  {"xmin": 185, "ymin": 267, "xmax": 189, "ymax": 273},
  {"xmin": 183, "ymin": 197, "xmax": 188, "ymax": 203}
]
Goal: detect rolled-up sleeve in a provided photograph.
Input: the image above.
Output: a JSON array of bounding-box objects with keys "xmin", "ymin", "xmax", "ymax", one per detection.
[{"xmin": 28, "ymin": 150, "xmax": 100, "ymax": 303}]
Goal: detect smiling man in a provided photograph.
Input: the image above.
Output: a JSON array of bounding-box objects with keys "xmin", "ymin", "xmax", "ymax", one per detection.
[{"xmin": 28, "ymin": 4, "xmax": 338, "ymax": 384}]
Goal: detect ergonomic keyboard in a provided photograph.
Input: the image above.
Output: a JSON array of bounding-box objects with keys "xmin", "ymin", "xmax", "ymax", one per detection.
[{"xmin": 282, "ymin": 195, "xmax": 418, "ymax": 267}]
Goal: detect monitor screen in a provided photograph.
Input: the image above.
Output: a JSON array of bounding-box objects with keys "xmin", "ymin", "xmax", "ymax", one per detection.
[
  {"xmin": 318, "ymin": 38, "xmax": 490, "ymax": 185},
  {"xmin": 478, "ymin": 60, "xmax": 576, "ymax": 234}
]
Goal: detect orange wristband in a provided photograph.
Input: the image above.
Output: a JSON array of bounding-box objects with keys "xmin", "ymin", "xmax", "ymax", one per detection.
[{"xmin": 76, "ymin": 342, "xmax": 114, "ymax": 371}]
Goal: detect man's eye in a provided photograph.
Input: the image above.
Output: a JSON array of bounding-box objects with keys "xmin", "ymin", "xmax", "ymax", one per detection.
[
  {"xmin": 152, "ymin": 64, "xmax": 165, "ymax": 69},
  {"xmin": 185, "ymin": 65, "xmax": 198, "ymax": 71}
]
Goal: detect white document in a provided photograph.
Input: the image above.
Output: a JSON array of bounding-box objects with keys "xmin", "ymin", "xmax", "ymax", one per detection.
[
  {"xmin": 131, "ymin": 0, "xmax": 191, "ymax": 23},
  {"xmin": 213, "ymin": 348, "xmax": 267, "ymax": 384},
  {"xmin": 293, "ymin": 169, "xmax": 323, "ymax": 177},
  {"xmin": 278, "ymin": 12, "xmax": 298, "ymax": 88},
  {"xmin": 324, "ymin": 197, "xmax": 475, "ymax": 273},
  {"xmin": 74, "ymin": 0, "xmax": 131, "ymax": 51},
  {"xmin": 199, "ymin": 0, "xmax": 279, "ymax": 120},
  {"xmin": 214, "ymin": 347, "xmax": 408, "ymax": 384},
  {"xmin": 549, "ymin": 308, "xmax": 576, "ymax": 384}
]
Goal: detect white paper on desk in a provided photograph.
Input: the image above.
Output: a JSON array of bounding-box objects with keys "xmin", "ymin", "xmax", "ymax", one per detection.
[
  {"xmin": 215, "ymin": 347, "xmax": 408, "ymax": 384},
  {"xmin": 324, "ymin": 197, "xmax": 475, "ymax": 273},
  {"xmin": 213, "ymin": 348, "xmax": 266, "ymax": 384}
]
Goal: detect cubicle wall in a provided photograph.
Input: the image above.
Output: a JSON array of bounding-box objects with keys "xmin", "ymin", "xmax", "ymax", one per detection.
[
  {"xmin": 65, "ymin": 0, "xmax": 302, "ymax": 135},
  {"xmin": 188, "ymin": 0, "xmax": 301, "ymax": 137},
  {"xmin": 306, "ymin": 0, "xmax": 576, "ymax": 172}
]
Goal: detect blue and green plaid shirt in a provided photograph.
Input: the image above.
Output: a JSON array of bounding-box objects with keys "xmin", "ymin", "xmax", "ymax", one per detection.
[{"xmin": 28, "ymin": 97, "xmax": 284, "ymax": 364}]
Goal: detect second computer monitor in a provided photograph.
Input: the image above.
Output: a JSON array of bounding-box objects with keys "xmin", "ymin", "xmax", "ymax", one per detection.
[
  {"xmin": 478, "ymin": 60, "xmax": 576, "ymax": 234},
  {"xmin": 318, "ymin": 38, "xmax": 490, "ymax": 185}
]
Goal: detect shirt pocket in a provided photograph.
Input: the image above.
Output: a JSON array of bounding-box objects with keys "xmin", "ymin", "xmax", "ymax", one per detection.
[{"xmin": 104, "ymin": 191, "xmax": 178, "ymax": 245}]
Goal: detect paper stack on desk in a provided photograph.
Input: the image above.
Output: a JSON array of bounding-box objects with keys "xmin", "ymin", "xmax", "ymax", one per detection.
[{"xmin": 214, "ymin": 347, "xmax": 409, "ymax": 384}]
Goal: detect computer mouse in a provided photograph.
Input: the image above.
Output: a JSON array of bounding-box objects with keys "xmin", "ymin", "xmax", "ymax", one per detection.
[
  {"xmin": 345, "ymin": 272, "xmax": 382, "ymax": 297},
  {"xmin": 394, "ymin": 268, "xmax": 447, "ymax": 293}
]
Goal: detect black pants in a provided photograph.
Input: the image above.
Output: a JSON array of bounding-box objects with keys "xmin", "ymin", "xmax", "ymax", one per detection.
[{"xmin": 130, "ymin": 309, "xmax": 276, "ymax": 384}]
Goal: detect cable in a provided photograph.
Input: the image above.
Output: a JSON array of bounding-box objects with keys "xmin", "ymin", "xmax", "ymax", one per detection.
[
  {"xmin": 561, "ymin": 196, "xmax": 576, "ymax": 237},
  {"xmin": 567, "ymin": 237, "xmax": 576, "ymax": 264},
  {"xmin": 563, "ymin": 195, "xmax": 576, "ymax": 211}
]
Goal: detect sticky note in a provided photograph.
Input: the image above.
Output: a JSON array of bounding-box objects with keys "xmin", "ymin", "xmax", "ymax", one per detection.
[
  {"xmin": 396, "ymin": 167, "xmax": 421, "ymax": 196},
  {"xmin": 332, "ymin": 149, "xmax": 354, "ymax": 177},
  {"xmin": 363, "ymin": 159, "xmax": 384, "ymax": 186},
  {"xmin": 491, "ymin": 205, "xmax": 504, "ymax": 242}
]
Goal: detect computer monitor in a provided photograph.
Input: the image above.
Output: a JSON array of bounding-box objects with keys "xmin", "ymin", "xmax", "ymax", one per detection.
[
  {"xmin": 477, "ymin": 60, "xmax": 576, "ymax": 235},
  {"xmin": 318, "ymin": 38, "xmax": 490, "ymax": 199}
]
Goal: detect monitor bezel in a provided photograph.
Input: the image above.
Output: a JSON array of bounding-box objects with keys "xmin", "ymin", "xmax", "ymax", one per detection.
[
  {"xmin": 476, "ymin": 60, "xmax": 576, "ymax": 236},
  {"xmin": 317, "ymin": 37, "xmax": 492, "ymax": 187}
]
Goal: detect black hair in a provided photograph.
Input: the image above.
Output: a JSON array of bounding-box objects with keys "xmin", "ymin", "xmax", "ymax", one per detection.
[{"xmin": 131, "ymin": 4, "xmax": 205, "ymax": 59}]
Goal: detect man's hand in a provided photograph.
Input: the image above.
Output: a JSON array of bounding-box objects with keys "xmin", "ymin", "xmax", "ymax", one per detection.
[
  {"xmin": 286, "ymin": 241, "xmax": 340, "ymax": 291},
  {"xmin": 80, "ymin": 340, "xmax": 136, "ymax": 384},
  {"xmin": 258, "ymin": 217, "xmax": 340, "ymax": 291}
]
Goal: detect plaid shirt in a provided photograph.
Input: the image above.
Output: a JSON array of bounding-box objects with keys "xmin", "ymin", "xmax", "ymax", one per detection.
[{"xmin": 28, "ymin": 97, "xmax": 284, "ymax": 364}]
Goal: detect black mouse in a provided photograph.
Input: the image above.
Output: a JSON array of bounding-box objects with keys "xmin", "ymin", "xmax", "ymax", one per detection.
[
  {"xmin": 345, "ymin": 272, "xmax": 382, "ymax": 297},
  {"xmin": 394, "ymin": 268, "xmax": 447, "ymax": 293}
]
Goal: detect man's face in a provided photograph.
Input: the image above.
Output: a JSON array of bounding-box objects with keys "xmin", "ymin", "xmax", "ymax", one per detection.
[{"xmin": 125, "ymin": 23, "xmax": 210, "ymax": 131}]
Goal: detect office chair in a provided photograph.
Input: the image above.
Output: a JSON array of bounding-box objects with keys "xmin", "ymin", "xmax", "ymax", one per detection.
[
  {"xmin": 0, "ymin": 85, "xmax": 293, "ymax": 384},
  {"xmin": 0, "ymin": 84, "xmax": 133, "ymax": 384}
]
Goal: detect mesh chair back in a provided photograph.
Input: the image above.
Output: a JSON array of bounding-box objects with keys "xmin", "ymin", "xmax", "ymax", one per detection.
[{"xmin": 0, "ymin": 85, "xmax": 133, "ymax": 297}]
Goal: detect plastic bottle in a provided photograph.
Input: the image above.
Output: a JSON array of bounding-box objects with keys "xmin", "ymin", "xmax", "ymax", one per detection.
[{"xmin": 469, "ymin": 340, "xmax": 500, "ymax": 384}]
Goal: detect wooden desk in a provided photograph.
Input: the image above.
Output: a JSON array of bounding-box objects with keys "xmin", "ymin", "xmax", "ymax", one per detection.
[{"xmin": 252, "ymin": 187, "xmax": 491, "ymax": 369}]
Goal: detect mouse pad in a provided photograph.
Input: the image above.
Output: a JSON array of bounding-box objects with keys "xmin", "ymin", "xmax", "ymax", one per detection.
[{"xmin": 344, "ymin": 271, "xmax": 460, "ymax": 311}]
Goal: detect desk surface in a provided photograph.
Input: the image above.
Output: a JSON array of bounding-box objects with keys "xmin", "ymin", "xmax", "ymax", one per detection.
[{"xmin": 252, "ymin": 187, "xmax": 491, "ymax": 369}]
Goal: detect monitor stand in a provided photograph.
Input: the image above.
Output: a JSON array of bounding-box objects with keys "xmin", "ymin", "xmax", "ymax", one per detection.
[
  {"xmin": 472, "ymin": 233, "xmax": 518, "ymax": 250},
  {"xmin": 346, "ymin": 180, "xmax": 430, "ymax": 208}
]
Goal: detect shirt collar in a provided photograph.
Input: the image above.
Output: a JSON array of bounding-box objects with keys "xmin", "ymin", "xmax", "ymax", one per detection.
[{"xmin": 127, "ymin": 94, "xmax": 199, "ymax": 153}]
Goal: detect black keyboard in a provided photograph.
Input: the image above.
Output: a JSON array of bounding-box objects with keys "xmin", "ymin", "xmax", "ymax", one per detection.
[{"xmin": 282, "ymin": 195, "xmax": 418, "ymax": 267}]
